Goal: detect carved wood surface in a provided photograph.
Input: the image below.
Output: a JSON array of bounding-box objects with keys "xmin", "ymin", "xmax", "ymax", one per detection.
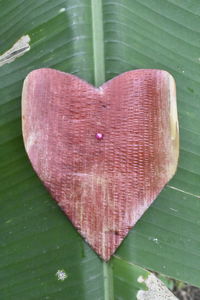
[{"xmin": 22, "ymin": 68, "xmax": 179, "ymax": 260}]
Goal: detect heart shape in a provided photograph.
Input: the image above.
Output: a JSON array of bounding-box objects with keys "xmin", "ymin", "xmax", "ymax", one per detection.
[{"xmin": 22, "ymin": 68, "xmax": 179, "ymax": 260}]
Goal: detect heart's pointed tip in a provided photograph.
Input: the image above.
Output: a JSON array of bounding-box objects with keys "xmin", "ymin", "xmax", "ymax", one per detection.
[
  {"xmin": 102, "ymin": 257, "xmax": 111, "ymax": 262},
  {"xmin": 97, "ymin": 251, "xmax": 113, "ymax": 262},
  {"xmin": 92, "ymin": 238, "xmax": 122, "ymax": 262}
]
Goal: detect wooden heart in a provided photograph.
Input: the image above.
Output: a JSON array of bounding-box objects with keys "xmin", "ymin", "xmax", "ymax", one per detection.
[{"xmin": 22, "ymin": 68, "xmax": 179, "ymax": 260}]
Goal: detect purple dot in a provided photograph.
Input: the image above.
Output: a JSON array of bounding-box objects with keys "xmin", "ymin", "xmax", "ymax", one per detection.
[{"xmin": 95, "ymin": 133, "xmax": 103, "ymax": 140}]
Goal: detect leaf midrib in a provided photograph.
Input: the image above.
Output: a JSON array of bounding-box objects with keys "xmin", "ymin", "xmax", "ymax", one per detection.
[
  {"xmin": 91, "ymin": 1, "xmax": 114, "ymax": 299},
  {"xmin": 91, "ymin": 0, "xmax": 105, "ymax": 87}
]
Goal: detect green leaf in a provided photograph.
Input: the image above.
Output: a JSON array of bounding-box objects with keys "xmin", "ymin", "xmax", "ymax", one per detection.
[{"xmin": 0, "ymin": 0, "xmax": 200, "ymax": 299}]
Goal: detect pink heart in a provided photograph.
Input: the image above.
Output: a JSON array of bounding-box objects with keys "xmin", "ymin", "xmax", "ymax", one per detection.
[{"xmin": 22, "ymin": 68, "xmax": 179, "ymax": 260}]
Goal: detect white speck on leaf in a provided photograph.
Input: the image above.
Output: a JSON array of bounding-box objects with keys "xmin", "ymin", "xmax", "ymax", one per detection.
[
  {"xmin": 148, "ymin": 236, "xmax": 159, "ymax": 244},
  {"xmin": 153, "ymin": 238, "xmax": 159, "ymax": 244},
  {"xmin": 5, "ymin": 219, "xmax": 12, "ymax": 224},
  {"xmin": 170, "ymin": 207, "xmax": 178, "ymax": 212},
  {"xmin": 56, "ymin": 270, "xmax": 68, "ymax": 281},
  {"xmin": 59, "ymin": 7, "xmax": 66, "ymax": 13},
  {"xmin": 0, "ymin": 35, "xmax": 30, "ymax": 67}
]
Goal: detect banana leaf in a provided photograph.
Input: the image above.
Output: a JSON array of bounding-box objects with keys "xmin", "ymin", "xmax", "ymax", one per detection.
[{"xmin": 1, "ymin": 0, "xmax": 200, "ymax": 298}]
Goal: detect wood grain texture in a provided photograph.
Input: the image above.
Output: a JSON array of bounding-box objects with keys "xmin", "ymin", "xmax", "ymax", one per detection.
[{"xmin": 22, "ymin": 68, "xmax": 179, "ymax": 261}]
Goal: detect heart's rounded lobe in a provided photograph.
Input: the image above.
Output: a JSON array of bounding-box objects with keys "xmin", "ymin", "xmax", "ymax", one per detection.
[{"xmin": 22, "ymin": 68, "xmax": 179, "ymax": 260}]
